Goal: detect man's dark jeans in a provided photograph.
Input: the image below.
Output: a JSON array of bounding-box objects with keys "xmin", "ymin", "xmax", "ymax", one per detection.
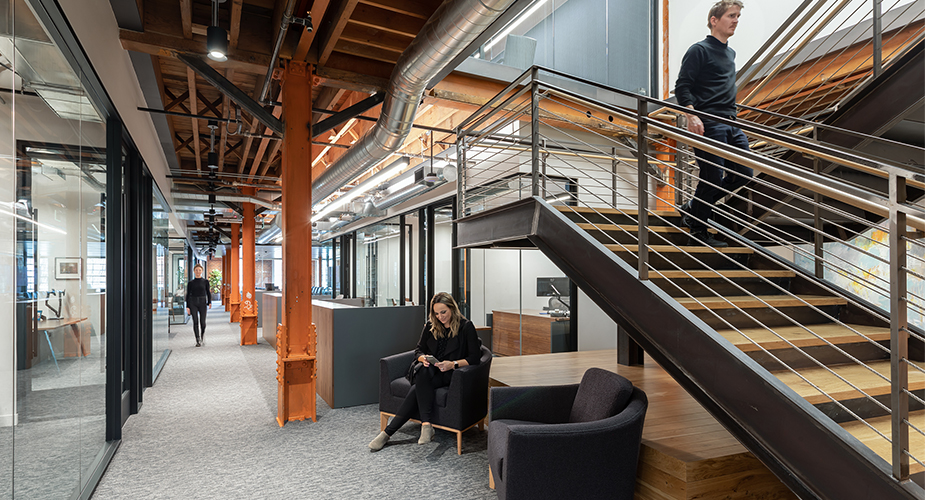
[{"xmin": 689, "ymin": 119, "xmax": 753, "ymax": 233}]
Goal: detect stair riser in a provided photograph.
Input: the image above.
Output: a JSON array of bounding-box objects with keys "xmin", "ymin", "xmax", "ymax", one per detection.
[
  {"xmin": 588, "ymin": 230, "xmax": 691, "ymax": 246},
  {"xmin": 616, "ymin": 252, "xmax": 752, "ymax": 271},
  {"xmin": 654, "ymin": 277, "xmax": 793, "ymax": 298},
  {"xmin": 692, "ymin": 304, "xmax": 844, "ymax": 330},
  {"xmin": 816, "ymin": 391, "xmax": 925, "ymax": 423},
  {"xmin": 749, "ymin": 341, "xmax": 890, "ymax": 371}
]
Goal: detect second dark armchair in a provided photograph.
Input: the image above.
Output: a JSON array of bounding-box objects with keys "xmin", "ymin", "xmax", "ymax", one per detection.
[
  {"xmin": 379, "ymin": 345, "xmax": 492, "ymax": 454},
  {"xmin": 488, "ymin": 367, "xmax": 648, "ymax": 499}
]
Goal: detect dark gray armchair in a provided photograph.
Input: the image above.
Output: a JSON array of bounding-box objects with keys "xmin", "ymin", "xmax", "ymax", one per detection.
[
  {"xmin": 379, "ymin": 345, "xmax": 492, "ymax": 454},
  {"xmin": 488, "ymin": 368, "xmax": 648, "ymax": 499}
]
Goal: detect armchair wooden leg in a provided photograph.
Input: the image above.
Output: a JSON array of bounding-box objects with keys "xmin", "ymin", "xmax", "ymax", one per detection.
[
  {"xmin": 478, "ymin": 418, "xmax": 484, "ymax": 431},
  {"xmin": 380, "ymin": 412, "xmax": 388, "ymax": 431},
  {"xmin": 456, "ymin": 430, "xmax": 463, "ymax": 455},
  {"xmin": 489, "ymin": 465, "xmax": 495, "ymax": 489}
]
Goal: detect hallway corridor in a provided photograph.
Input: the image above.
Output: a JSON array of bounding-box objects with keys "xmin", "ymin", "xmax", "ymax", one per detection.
[{"xmin": 91, "ymin": 305, "xmax": 494, "ymax": 499}]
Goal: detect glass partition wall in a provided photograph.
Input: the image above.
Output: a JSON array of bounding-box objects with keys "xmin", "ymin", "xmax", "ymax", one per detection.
[{"xmin": 1, "ymin": 0, "xmax": 110, "ymax": 494}]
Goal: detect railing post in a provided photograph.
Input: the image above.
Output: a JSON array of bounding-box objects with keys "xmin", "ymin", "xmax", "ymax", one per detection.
[
  {"xmin": 813, "ymin": 127, "xmax": 824, "ymax": 279},
  {"xmin": 636, "ymin": 97, "xmax": 649, "ymax": 281},
  {"xmin": 612, "ymin": 146, "xmax": 618, "ymax": 207},
  {"xmin": 531, "ymin": 67, "xmax": 540, "ymax": 198},
  {"xmin": 873, "ymin": 0, "xmax": 883, "ymax": 78},
  {"xmin": 889, "ymin": 172, "xmax": 909, "ymax": 480}
]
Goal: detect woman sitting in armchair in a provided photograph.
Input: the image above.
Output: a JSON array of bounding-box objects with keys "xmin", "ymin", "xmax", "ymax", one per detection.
[{"xmin": 369, "ymin": 292, "xmax": 482, "ymax": 450}]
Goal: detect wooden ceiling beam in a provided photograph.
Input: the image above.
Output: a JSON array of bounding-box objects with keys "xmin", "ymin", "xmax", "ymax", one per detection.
[
  {"xmin": 332, "ymin": 40, "xmax": 400, "ymax": 65},
  {"xmin": 314, "ymin": 65, "xmax": 387, "ymax": 94},
  {"xmin": 164, "ymin": 87, "xmax": 192, "ymax": 114},
  {"xmin": 197, "ymin": 89, "xmax": 224, "ymax": 117},
  {"xmin": 257, "ymin": 140, "xmax": 282, "ymax": 177},
  {"xmin": 247, "ymin": 105, "xmax": 283, "ymax": 177},
  {"xmin": 153, "ymin": 56, "xmax": 184, "ymax": 171},
  {"xmin": 180, "ymin": 0, "xmax": 193, "ymax": 39},
  {"xmin": 315, "ymin": 0, "xmax": 361, "ymax": 66},
  {"xmin": 188, "ymin": 67, "xmax": 203, "ymax": 173},
  {"xmin": 359, "ymin": 0, "xmax": 433, "ymax": 20},
  {"xmin": 292, "ymin": 0, "xmax": 331, "ymax": 61},
  {"xmin": 230, "ymin": 0, "xmax": 244, "ymax": 49},
  {"xmin": 219, "ymin": 68, "xmax": 235, "ymax": 173},
  {"xmin": 174, "ymin": 134, "xmax": 195, "ymax": 153},
  {"xmin": 349, "ymin": 3, "xmax": 424, "ymax": 38},
  {"xmin": 119, "ymin": 29, "xmax": 272, "ymax": 74},
  {"xmin": 339, "ymin": 22, "xmax": 412, "ymax": 53},
  {"xmin": 237, "ymin": 118, "xmax": 261, "ymax": 174}
]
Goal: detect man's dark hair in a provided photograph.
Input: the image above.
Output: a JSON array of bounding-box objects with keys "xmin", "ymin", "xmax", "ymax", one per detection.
[{"xmin": 708, "ymin": 0, "xmax": 744, "ymax": 30}]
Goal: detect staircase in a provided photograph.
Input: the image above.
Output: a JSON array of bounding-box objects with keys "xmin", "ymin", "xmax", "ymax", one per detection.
[
  {"xmin": 560, "ymin": 205, "xmax": 925, "ymax": 477},
  {"xmin": 453, "ymin": 61, "xmax": 925, "ymax": 499}
]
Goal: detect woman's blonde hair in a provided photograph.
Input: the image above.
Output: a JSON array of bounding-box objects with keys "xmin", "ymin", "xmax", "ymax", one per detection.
[{"xmin": 428, "ymin": 292, "xmax": 464, "ymax": 339}]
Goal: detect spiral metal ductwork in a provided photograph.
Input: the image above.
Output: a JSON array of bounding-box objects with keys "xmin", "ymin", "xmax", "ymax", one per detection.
[{"xmin": 311, "ymin": 0, "xmax": 516, "ymax": 204}]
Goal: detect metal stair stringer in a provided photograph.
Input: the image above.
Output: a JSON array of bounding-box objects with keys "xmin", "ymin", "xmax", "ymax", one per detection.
[{"xmin": 456, "ymin": 196, "xmax": 916, "ymax": 500}]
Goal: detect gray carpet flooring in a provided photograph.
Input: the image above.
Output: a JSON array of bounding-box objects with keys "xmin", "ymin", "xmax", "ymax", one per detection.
[{"xmin": 91, "ymin": 305, "xmax": 497, "ymax": 500}]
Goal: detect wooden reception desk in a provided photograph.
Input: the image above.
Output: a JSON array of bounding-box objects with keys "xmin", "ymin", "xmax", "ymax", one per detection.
[{"xmin": 491, "ymin": 309, "xmax": 571, "ymax": 356}]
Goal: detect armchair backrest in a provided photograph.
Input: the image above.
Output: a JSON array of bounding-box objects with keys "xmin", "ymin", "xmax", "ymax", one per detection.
[{"xmin": 568, "ymin": 367, "xmax": 635, "ymax": 423}]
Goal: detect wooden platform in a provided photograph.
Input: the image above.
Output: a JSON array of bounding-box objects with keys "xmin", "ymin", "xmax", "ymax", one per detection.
[{"xmin": 489, "ymin": 350, "xmax": 798, "ymax": 500}]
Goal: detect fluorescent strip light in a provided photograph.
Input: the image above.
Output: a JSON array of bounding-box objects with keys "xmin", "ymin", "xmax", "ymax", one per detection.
[
  {"xmin": 312, "ymin": 156, "xmax": 410, "ymax": 222},
  {"xmin": 0, "ymin": 208, "xmax": 67, "ymax": 235},
  {"xmin": 484, "ymin": 0, "xmax": 549, "ymax": 52}
]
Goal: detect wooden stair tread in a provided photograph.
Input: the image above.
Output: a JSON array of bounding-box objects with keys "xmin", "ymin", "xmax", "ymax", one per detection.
[
  {"xmin": 841, "ymin": 411, "xmax": 925, "ymax": 475},
  {"xmin": 717, "ymin": 323, "xmax": 890, "ymax": 352},
  {"xmin": 577, "ymin": 223, "xmax": 717, "ymax": 234},
  {"xmin": 605, "ymin": 244, "xmax": 752, "ymax": 254},
  {"xmin": 773, "ymin": 360, "xmax": 925, "ymax": 404},
  {"xmin": 652, "ymin": 269, "xmax": 796, "ymax": 279},
  {"xmin": 676, "ymin": 294, "xmax": 848, "ymax": 310},
  {"xmin": 557, "ymin": 205, "xmax": 679, "ymax": 217}
]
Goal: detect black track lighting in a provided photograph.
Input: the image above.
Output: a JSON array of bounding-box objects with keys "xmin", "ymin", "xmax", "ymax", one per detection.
[{"xmin": 207, "ymin": 0, "xmax": 228, "ymax": 62}]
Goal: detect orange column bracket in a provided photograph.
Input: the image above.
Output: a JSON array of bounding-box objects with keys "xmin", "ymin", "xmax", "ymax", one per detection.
[
  {"xmin": 240, "ymin": 187, "xmax": 258, "ymax": 345},
  {"xmin": 277, "ymin": 60, "xmax": 317, "ymax": 426},
  {"xmin": 230, "ymin": 223, "xmax": 241, "ymax": 323}
]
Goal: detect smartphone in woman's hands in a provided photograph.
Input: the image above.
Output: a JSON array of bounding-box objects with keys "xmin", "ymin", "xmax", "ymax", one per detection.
[{"xmin": 424, "ymin": 355, "xmax": 439, "ymax": 365}]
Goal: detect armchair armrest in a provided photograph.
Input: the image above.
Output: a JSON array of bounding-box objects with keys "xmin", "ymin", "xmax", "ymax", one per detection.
[
  {"xmin": 380, "ymin": 350, "xmax": 415, "ymax": 385},
  {"xmin": 490, "ymin": 383, "xmax": 579, "ymax": 424}
]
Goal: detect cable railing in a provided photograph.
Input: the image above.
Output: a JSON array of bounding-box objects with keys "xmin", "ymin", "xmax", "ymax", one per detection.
[
  {"xmin": 736, "ymin": 0, "xmax": 925, "ymax": 128},
  {"xmin": 456, "ymin": 66, "xmax": 925, "ymax": 489}
]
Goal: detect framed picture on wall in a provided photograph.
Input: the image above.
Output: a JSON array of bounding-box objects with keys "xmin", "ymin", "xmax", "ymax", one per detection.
[{"xmin": 55, "ymin": 257, "xmax": 81, "ymax": 280}]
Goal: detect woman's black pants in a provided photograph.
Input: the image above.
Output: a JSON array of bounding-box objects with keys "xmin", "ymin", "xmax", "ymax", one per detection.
[
  {"xmin": 187, "ymin": 296, "xmax": 209, "ymax": 342},
  {"xmin": 385, "ymin": 365, "xmax": 453, "ymax": 436}
]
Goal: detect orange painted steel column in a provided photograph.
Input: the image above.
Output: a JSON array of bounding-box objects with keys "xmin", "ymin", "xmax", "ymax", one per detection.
[
  {"xmin": 654, "ymin": 140, "xmax": 675, "ymax": 211},
  {"xmin": 220, "ymin": 255, "xmax": 227, "ymax": 308},
  {"xmin": 240, "ymin": 187, "xmax": 258, "ymax": 345},
  {"xmin": 223, "ymin": 252, "xmax": 231, "ymax": 310},
  {"xmin": 276, "ymin": 60, "xmax": 316, "ymax": 426},
  {"xmin": 229, "ymin": 223, "xmax": 241, "ymax": 322}
]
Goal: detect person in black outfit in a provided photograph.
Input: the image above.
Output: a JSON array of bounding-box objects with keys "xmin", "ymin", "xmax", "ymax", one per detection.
[
  {"xmin": 368, "ymin": 292, "xmax": 482, "ymax": 451},
  {"xmin": 185, "ymin": 264, "xmax": 212, "ymax": 347},
  {"xmin": 675, "ymin": 0, "xmax": 751, "ymax": 248}
]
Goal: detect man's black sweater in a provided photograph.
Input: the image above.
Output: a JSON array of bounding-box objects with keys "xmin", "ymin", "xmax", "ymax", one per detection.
[
  {"xmin": 185, "ymin": 277, "xmax": 212, "ymax": 305},
  {"xmin": 675, "ymin": 35, "xmax": 737, "ymax": 117}
]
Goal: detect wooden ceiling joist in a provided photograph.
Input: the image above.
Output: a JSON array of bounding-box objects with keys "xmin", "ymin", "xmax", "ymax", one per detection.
[
  {"xmin": 315, "ymin": 0, "xmax": 361, "ymax": 66},
  {"xmin": 187, "ymin": 67, "xmax": 202, "ymax": 172}
]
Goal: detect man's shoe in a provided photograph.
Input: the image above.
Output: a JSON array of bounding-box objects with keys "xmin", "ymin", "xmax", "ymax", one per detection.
[
  {"xmin": 368, "ymin": 431, "xmax": 390, "ymax": 451},
  {"xmin": 195, "ymin": 341, "xmax": 202, "ymax": 347},
  {"xmin": 680, "ymin": 200, "xmax": 694, "ymax": 229},
  {"xmin": 418, "ymin": 424, "xmax": 435, "ymax": 444},
  {"xmin": 689, "ymin": 232, "xmax": 728, "ymax": 248}
]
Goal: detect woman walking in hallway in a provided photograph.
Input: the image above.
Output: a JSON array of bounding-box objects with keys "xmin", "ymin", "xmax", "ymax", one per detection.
[{"xmin": 185, "ymin": 263, "xmax": 212, "ymax": 347}]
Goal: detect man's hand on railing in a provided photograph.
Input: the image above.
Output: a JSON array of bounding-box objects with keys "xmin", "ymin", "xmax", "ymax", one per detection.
[{"xmin": 686, "ymin": 106, "xmax": 704, "ymax": 136}]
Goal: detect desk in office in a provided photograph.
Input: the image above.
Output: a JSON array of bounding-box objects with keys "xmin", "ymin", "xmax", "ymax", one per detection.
[
  {"xmin": 35, "ymin": 317, "xmax": 90, "ymax": 374},
  {"xmin": 491, "ymin": 309, "xmax": 570, "ymax": 356}
]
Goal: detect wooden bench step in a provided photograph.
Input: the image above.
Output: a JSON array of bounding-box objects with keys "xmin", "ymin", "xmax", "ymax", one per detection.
[
  {"xmin": 557, "ymin": 205, "xmax": 679, "ymax": 217},
  {"xmin": 841, "ymin": 410, "xmax": 925, "ymax": 475},
  {"xmin": 675, "ymin": 294, "xmax": 848, "ymax": 311},
  {"xmin": 605, "ymin": 244, "xmax": 753, "ymax": 254},
  {"xmin": 773, "ymin": 360, "xmax": 925, "ymax": 405},
  {"xmin": 652, "ymin": 269, "xmax": 796, "ymax": 280},
  {"xmin": 577, "ymin": 223, "xmax": 716, "ymax": 234},
  {"xmin": 717, "ymin": 323, "xmax": 890, "ymax": 352}
]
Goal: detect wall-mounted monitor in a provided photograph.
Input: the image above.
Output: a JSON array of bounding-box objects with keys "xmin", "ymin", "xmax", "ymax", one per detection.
[{"xmin": 537, "ymin": 277, "xmax": 569, "ymax": 297}]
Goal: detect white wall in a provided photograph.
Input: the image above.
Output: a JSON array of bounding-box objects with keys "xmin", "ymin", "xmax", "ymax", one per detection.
[
  {"xmin": 577, "ymin": 289, "xmax": 620, "ymax": 351},
  {"xmin": 434, "ymin": 221, "xmax": 453, "ymax": 295}
]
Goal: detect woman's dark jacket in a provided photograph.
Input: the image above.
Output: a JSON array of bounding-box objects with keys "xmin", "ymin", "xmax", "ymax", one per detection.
[
  {"xmin": 413, "ymin": 318, "xmax": 482, "ymax": 367},
  {"xmin": 185, "ymin": 277, "xmax": 212, "ymax": 306}
]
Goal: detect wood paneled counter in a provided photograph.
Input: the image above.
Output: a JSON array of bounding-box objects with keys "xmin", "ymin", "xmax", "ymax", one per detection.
[{"xmin": 492, "ymin": 309, "xmax": 571, "ymax": 356}]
